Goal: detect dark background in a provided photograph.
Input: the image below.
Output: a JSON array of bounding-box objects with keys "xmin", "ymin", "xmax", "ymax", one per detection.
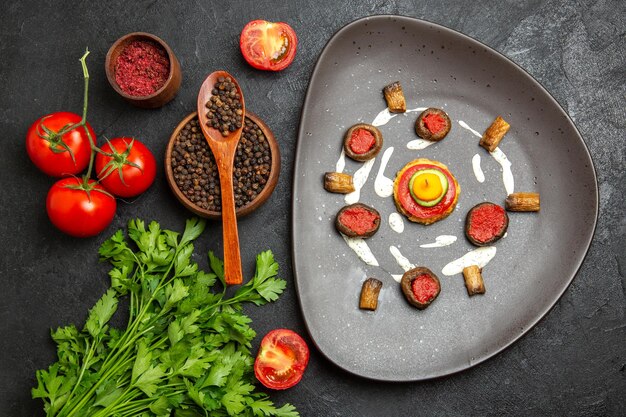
[{"xmin": 1, "ymin": 0, "xmax": 624, "ymax": 416}]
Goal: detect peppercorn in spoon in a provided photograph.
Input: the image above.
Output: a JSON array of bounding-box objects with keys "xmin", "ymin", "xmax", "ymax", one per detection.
[{"xmin": 197, "ymin": 71, "xmax": 245, "ymax": 285}]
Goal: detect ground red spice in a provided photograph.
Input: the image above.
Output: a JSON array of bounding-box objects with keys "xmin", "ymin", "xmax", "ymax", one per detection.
[
  {"xmin": 423, "ymin": 113, "xmax": 447, "ymax": 134},
  {"xmin": 467, "ymin": 204, "xmax": 507, "ymax": 243},
  {"xmin": 339, "ymin": 207, "xmax": 378, "ymax": 235},
  {"xmin": 115, "ymin": 40, "xmax": 170, "ymax": 97},
  {"xmin": 348, "ymin": 128, "xmax": 376, "ymax": 154},
  {"xmin": 411, "ymin": 274, "xmax": 439, "ymax": 303}
]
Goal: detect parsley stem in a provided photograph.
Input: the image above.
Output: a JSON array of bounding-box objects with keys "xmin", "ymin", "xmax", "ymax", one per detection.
[
  {"xmin": 64, "ymin": 240, "xmax": 186, "ymax": 416},
  {"xmin": 59, "ymin": 339, "xmax": 96, "ymax": 414},
  {"xmin": 62, "ymin": 352, "xmax": 135, "ymax": 417}
]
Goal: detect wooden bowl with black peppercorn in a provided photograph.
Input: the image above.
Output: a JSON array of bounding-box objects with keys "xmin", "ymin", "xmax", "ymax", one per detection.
[
  {"xmin": 105, "ymin": 32, "xmax": 182, "ymax": 108},
  {"xmin": 165, "ymin": 111, "xmax": 280, "ymax": 219}
]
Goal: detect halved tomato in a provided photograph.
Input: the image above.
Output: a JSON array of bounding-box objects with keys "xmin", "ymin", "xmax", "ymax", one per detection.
[
  {"xmin": 240, "ymin": 20, "xmax": 298, "ymax": 71},
  {"xmin": 254, "ymin": 329, "xmax": 309, "ymax": 390}
]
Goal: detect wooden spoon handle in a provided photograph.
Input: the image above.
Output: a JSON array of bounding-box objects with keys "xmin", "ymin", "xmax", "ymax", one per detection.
[{"xmin": 215, "ymin": 141, "xmax": 242, "ymax": 285}]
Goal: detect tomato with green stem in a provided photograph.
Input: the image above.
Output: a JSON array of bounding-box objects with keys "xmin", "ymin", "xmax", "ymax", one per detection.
[
  {"xmin": 240, "ymin": 20, "xmax": 298, "ymax": 71},
  {"xmin": 26, "ymin": 112, "xmax": 95, "ymax": 177},
  {"xmin": 46, "ymin": 177, "xmax": 116, "ymax": 238},
  {"xmin": 254, "ymin": 329, "xmax": 309, "ymax": 390},
  {"xmin": 95, "ymin": 137, "xmax": 156, "ymax": 198},
  {"xmin": 38, "ymin": 49, "xmax": 118, "ymax": 238}
]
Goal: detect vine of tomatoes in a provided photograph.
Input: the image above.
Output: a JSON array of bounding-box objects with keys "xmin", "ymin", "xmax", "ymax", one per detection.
[{"xmin": 27, "ymin": 50, "xmax": 156, "ymax": 237}]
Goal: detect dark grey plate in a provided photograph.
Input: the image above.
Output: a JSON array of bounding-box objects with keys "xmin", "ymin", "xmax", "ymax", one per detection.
[{"xmin": 292, "ymin": 15, "xmax": 598, "ymax": 381}]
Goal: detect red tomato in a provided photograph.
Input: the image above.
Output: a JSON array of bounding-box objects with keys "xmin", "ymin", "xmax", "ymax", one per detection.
[
  {"xmin": 46, "ymin": 177, "xmax": 117, "ymax": 238},
  {"xmin": 240, "ymin": 20, "xmax": 298, "ymax": 71},
  {"xmin": 95, "ymin": 137, "xmax": 156, "ymax": 198},
  {"xmin": 26, "ymin": 112, "xmax": 94, "ymax": 177},
  {"xmin": 254, "ymin": 329, "xmax": 309, "ymax": 390}
]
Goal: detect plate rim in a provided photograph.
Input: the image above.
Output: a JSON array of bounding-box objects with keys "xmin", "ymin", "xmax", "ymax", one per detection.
[{"xmin": 291, "ymin": 14, "xmax": 599, "ymax": 381}]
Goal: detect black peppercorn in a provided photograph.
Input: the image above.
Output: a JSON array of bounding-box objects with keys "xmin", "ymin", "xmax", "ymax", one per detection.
[{"xmin": 172, "ymin": 115, "xmax": 272, "ymax": 211}]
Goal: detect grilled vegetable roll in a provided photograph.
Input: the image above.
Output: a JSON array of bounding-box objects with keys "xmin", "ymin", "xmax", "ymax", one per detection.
[
  {"xmin": 359, "ymin": 278, "xmax": 383, "ymax": 311},
  {"xmin": 505, "ymin": 192, "xmax": 540, "ymax": 212},
  {"xmin": 383, "ymin": 81, "xmax": 406, "ymax": 113},
  {"xmin": 462, "ymin": 265, "xmax": 485, "ymax": 296},
  {"xmin": 480, "ymin": 116, "xmax": 510, "ymax": 152},
  {"xmin": 324, "ymin": 172, "xmax": 355, "ymax": 194}
]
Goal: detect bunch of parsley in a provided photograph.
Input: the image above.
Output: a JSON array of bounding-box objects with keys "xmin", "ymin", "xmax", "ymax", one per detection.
[{"xmin": 32, "ymin": 218, "xmax": 298, "ymax": 417}]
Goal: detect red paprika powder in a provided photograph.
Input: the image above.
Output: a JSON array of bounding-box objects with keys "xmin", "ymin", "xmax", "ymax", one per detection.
[{"xmin": 114, "ymin": 40, "xmax": 170, "ymax": 97}]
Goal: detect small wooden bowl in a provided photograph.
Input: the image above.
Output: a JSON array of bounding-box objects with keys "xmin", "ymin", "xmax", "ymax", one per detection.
[
  {"xmin": 165, "ymin": 111, "xmax": 280, "ymax": 219},
  {"xmin": 105, "ymin": 32, "xmax": 182, "ymax": 108}
]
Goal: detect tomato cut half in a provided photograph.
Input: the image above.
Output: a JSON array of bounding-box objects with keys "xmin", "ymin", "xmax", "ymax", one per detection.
[
  {"xmin": 240, "ymin": 20, "xmax": 298, "ymax": 71},
  {"xmin": 254, "ymin": 329, "xmax": 309, "ymax": 390}
]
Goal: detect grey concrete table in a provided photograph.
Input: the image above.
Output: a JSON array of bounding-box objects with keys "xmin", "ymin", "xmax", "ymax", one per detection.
[{"xmin": 1, "ymin": 1, "xmax": 624, "ymax": 415}]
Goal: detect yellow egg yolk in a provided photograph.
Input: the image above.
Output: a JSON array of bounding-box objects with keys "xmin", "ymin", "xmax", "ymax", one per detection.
[{"xmin": 411, "ymin": 173, "xmax": 443, "ymax": 201}]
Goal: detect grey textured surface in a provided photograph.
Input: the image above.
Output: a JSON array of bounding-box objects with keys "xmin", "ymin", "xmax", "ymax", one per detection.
[{"xmin": 0, "ymin": 0, "xmax": 624, "ymax": 416}]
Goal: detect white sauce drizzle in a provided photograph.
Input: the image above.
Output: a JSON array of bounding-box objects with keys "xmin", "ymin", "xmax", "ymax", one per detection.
[
  {"xmin": 420, "ymin": 235, "xmax": 457, "ymax": 248},
  {"xmin": 472, "ymin": 154, "xmax": 485, "ymax": 183},
  {"xmin": 335, "ymin": 149, "xmax": 346, "ymax": 173},
  {"xmin": 391, "ymin": 274, "xmax": 403, "ymax": 283},
  {"xmin": 372, "ymin": 108, "xmax": 396, "ymax": 126},
  {"xmin": 389, "ymin": 246, "xmax": 415, "ymax": 272},
  {"xmin": 374, "ymin": 147, "xmax": 394, "ymax": 197},
  {"xmin": 407, "ymin": 139, "xmax": 436, "ymax": 150},
  {"xmin": 388, "ymin": 212, "xmax": 405, "ymax": 233},
  {"xmin": 345, "ymin": 158, "xmax": 376, "ymax": 204},
  {"xmin": 442, "ymin": 246, "xmax": 497, "ymax": 276},
  {"xmin": 407, "ymin": 107, "xmax": 428, "ymax": 113},
  {"xmin": 458, "ymin": 120, "xmax": 482, "ymax": 138},
  {"xmin": 458, "ymin": 120, "xmax": 514, "ymax": 195},
  {"xmin": 342, "ymin": 234, "xmax": 379, "ymax": 266},
  {"xmin": 490, "ymin": 147, "xmax": 515, "ymax": 195},
  {"xmin": 372, "ymin": 107, "xmax": 428, "ymax": 127}
]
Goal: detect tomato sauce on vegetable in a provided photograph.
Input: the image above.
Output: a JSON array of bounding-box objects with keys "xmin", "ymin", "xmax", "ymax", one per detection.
[
  {"xmin": 397, "ymin": 164, "xmax": 457, "ymax": 219},
  {"xmin": 467, "ymin": 204, "xmax": 507, "ymax": 243},
  {"xmin": 114, "ymin": 40, "xmax": 170, "ymax": 97},
  {"xmin": 338, "ymin": 207, "xmax": 379, "ymax": 235},
  {"xmin": 422, "ymin": 113, "xmax": 447, "ymax": 134},
  {"xmin": 348, "ymin": 128, "xmax": 376, "ymax": 154},
  {"xmin": 411, "ymin": 274, "xmax": 439, "ymax": 304}
]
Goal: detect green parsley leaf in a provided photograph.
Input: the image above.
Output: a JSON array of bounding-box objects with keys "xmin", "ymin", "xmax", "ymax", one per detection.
[
  {"xmin": 34, "ymin": 219, "xmax": 298, "ymax": 417},
  {"xmin": 84, "ymin": 289, "xmax": 118, "ymax": 338},
  {"xmin": 208, "ymin": 251, "xmax": 225, "ymax": 287}
]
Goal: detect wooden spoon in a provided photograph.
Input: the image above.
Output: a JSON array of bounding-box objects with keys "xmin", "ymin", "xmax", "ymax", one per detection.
[{"xmin": 197, "ymin": 71, "xmax": 244, "ymax": 285}]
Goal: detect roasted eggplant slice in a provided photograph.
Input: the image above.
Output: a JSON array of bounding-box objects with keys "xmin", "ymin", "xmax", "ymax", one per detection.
[
  {"xmin": 323, "ymin": 172, "xmax": 355, "ymax": 194},
  {"xmin": 400, "ymin": 267, "xmax": 441, "ymax": 310},
  {"xmin": 505, "ymin": 192, "xmax": 540, "ymax": 212},
  {"xmin": 335, "ymin": 203, "xmax": 381, "ymax": 238},
  {"xmin": 383, "ymin": 81, "xmax": 406, "ymax": 113},
  {"xmin": 359, "ymin": 277, "xmax": 383, "ymax": 311},
  {"xmin": 480, "ymin": 116, "xmax": 510, "ymax": 152},
  {"xmin": 415, "ymin": 108, "xmax": 451, "ymax": 142},
  {"xmin": 465, "ymin": 202, "xmax": 509, "ymax": 246},
  {"xmin": 343, "ymin": 123, "xmax": 383, "ymax": 162}
]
